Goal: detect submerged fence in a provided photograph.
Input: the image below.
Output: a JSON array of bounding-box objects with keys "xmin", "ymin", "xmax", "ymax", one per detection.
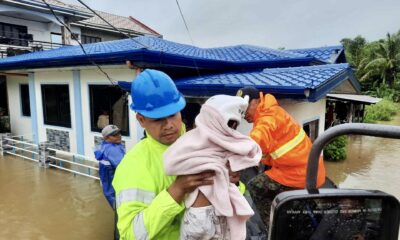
[{"xmin": 0, "ymin": 133, "xmax": 99, "ymax": 180}]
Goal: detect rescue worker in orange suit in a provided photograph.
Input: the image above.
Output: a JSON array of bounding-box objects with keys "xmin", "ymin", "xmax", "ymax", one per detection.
[{"xmin": 236, "ymin": 86, "xmax": 326, "ymax": 229}]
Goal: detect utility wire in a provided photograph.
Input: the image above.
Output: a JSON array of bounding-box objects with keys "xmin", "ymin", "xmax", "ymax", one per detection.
[
  {"xmin": 174, "ymin": 0, "xmax": 201, "ymax": 77},
  {"xmin": 175, "ymin": 0, "xmax": 195, "ymax": 46},
  {"xmin": 41, "ymin": 0, "xmax": 117, "ymax": 86},
  {"xmin": 75, "ymin": 0, "xmax": 149, "ymax": 49},
  {"xmin": 78, "ymin": 0, "xmax": 202, "ymax": 77}
]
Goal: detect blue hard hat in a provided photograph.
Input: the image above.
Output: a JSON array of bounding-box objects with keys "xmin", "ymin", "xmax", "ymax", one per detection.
[{"xmin": 130, "ymin": 69, "xmax": 186, "ymax": 118}]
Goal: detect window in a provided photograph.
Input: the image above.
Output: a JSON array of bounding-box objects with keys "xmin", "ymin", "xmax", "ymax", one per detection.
[
  {"xmin": 303, "ymin": 119, "xmax": 319, "ymax": 142},
  {"xmin": 81, "ymin": 35, "xmax": 101, "ymax": 44},
  {"xmin": 0, "ymin": 22, "xmax": 29, "ymax": 46},
  {"xmin": 51, "ymin": 32, "xmax": 63, "ymax": 45},
  {"xmin": 20, "ymin": 84, "xmax": 30, "ymax": 117},
  {"xmin": 89, "ymin": 85, "xmax": 129, "ymax": 135},
  {"xmin": 41, "ymin": 84, "xmax": 71, "ymax": 128}
]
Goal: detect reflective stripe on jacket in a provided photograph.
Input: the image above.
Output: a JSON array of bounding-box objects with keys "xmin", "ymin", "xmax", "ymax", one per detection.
[
  {"xmin": 112, "ymin": 132, "xmax": 184, "ymax": 240},
  {"xmin": 250, "ymin": 93, "xmax": 326, "ymax": 188}
]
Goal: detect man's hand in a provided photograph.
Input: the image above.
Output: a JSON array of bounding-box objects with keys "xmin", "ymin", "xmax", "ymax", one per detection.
[{"xmin": 168, "ymin": 171, "xmax": 214, "ymax": 204}]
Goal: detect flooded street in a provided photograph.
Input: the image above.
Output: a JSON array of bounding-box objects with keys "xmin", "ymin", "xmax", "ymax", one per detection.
[
  {"xmin": 0, "ymin": 155, "xmax": 114, "ymax": 239},
  {"xmin": 1, "ymin": 114, "xmax": 399, "ymax": 239},
  {"xmin": 326, "ymin": 113, "xmax": 400, "ymax": 200}
]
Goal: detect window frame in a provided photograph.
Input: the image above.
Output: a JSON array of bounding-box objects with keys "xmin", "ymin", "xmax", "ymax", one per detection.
[
  {"xmin": 19, "ymin": 83, "xmax": 31, "ymax": 117},
  {"xmin": 303, "ymin": 118, "xmax": 320, "ymax": 142},
  {"xmin": 81, "ymin": 34, "xmax": 101, "ymax": 44},
  {"xmin": 0, "ymin": 22, "xmax": 29, "ymax": 46},
  {"xmin": 88, "ymin": 84, "xmax": 129, "ymax": 136},
  {"xmin": 50, "ymin": 32, "xmax": 63, "ymax": 45},
  {"xmin": 41, "ymin": 84, "xmax": 71, "ymax": 128}
]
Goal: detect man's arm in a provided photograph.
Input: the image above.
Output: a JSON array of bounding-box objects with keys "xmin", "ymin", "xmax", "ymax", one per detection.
[
  {"xmin": 103, "ymin": 144, "xmax": 125, "ymax": 168},
  {"xmin": 114, "ymin": 166, "xmax": 214, "ymax": 239},
  {"xmin": 250, "ymin": 115, "xmax": 277, "ymax": 154},
  {"xmin": 116, "ymin": 188, "xmax": 183, "ymax": 239}
]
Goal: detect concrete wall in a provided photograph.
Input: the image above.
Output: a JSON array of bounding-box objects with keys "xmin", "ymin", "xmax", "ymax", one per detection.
[
  {"xmin": 6, "ymin": 67, "xmax": 140, "ymax": 157},
  {"xmin": 280, "ymin": 98, "xmax": 326, "ymax": 136},
  {"xmin": 0, "ymin": 5, "xmax": 81, "ymax": 45},
  {"xmin": 0, "ymin": 15, "xmax": 54, "ymax": 43},
  {"xmin": 237, "ymin": 98, "xmax": 326, "ymax": 137},
  {"xmin": 5, "ymin": 74, "xmax": 32, "ymax": 139},
  {"xmin": 33, "ymin": 71, "xmax": 76, "ymax": 151}
]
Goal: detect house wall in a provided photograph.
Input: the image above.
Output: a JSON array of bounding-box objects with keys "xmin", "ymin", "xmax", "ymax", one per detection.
[
  {"xmin": 6, "ymin": 67, "xmax": 140, "ymax": 157},
  {"xmin": 0, "ymin": 5, "xmax": 82, "ymax": 45},
  {"xmin": 280, "ymin": 98, "xmax": 326, "ymax": 136},
  {"xmin": 33, "ymin": 71, "xmax": 76, "ymax": 151},
  {"xmin": 5, "ymin": 74, "xmax": 32, "ymax": 138},
  {"xmin": 237, "ymin": 98, "xmax": 326, "ymax": 137},
  {"xmin": 0, "ymin": 15, "xmax": 57, "ymax": 43}
]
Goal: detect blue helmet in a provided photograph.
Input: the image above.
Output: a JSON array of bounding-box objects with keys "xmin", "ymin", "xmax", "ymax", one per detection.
[{"xmin": 130, "ymin": 69, "xmax": 186, "ymax": 118}]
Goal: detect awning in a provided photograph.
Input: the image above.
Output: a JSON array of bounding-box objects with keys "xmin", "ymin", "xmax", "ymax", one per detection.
[{"xmin": 327, "ymin": 94, "xmax": 382, "ymax": 104}]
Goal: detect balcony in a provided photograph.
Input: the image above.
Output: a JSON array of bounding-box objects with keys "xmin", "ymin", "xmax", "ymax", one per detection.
[{"xmin": 0, "ymin": 32, "xmax": 68, "ymax": 58}]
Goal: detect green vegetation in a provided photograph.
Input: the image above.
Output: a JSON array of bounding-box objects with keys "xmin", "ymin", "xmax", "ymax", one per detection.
[
  {"xmin": 323, "ymin": 32, "xmax": 400, "ymax": 161},
  {"xmin": 364, "ymin": 99, "xmax": 399, "ymax": 123},
  {"xmin": 341, "ymin": 31, "xmax": 400, "ymax": 103},
  {"xmin": 323, "ymin": 136, "xmax": 348, "ymax": 162}
]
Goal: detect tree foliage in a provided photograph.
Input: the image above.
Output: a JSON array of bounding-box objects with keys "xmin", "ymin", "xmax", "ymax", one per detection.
[{"xmin": 341, "ymin": 31, "xmax": 400, "ymax": 102}]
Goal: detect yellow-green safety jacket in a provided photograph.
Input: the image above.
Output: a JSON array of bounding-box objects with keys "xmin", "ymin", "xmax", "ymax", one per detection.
[
  {"xmin": 112, "ymin": 132, "xmax": 184, "ymax": 240},
  {"xmin": 112, "ymin": 128, "xmax": 247, "ymax": 240}
]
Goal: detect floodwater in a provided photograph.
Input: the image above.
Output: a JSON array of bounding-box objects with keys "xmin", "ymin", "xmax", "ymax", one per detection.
[
  {"xmin": 0, "ymin": 155, "xmax": 114, "ymax": 239},
  {"xmin": 1, "ymin": 114, "xmax": 399, "ymax": 239},
  {"xmin": 326, "ymin": 113, "xmax": 400, "ymax": 201}
]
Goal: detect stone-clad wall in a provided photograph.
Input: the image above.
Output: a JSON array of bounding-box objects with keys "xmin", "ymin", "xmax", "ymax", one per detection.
[{"xmin": 46, "ymin": 128, "xmax": 70, "ymax": 151}]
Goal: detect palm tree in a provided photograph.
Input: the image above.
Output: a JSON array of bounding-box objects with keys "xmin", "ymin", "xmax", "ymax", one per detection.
[
  {"xmin": 341, "ymin": 35, "xmax": 366, "ymax": 68},
  {"xmin": 360, "ymin": 33, "xmax": 400, "ymax": 88}
]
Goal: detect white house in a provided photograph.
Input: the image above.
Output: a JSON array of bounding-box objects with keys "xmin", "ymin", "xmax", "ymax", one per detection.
[
  {"xmin": 0, "ymin": 35, "xmax": 360, "ymax": 158},
  {"xmin": 0, "ymin": 0, "xmax": 160, "ymax": 138}
]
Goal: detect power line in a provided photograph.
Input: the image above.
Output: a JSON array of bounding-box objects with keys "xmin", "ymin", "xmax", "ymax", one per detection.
[
  {"xmin": 78, "ymin": 0, "xmax": 202, "ymax": 77},
  {"xmin": 75, "ymin": 0, "xmax": 149, "ymax": 49},
  {"xmin": 174, "ymin": 0, "xmax": 201, "ymax": 77},
  {"xmin": 41, "ymin": 0, "xmax": 117, "ymax": 86},
  {"xmin": 175, "ymin": 0, "xmax": 195, "ymax": 46}
]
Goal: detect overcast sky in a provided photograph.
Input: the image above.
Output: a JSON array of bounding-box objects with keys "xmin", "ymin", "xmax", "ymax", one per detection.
[{"xmin": 63, "ymin": 0, "xmax": 400, "ymax": 49}]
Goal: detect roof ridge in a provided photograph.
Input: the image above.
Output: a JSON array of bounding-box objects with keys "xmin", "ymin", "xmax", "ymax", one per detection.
[
  {"xmin": 262, "ymin": 63, "xmax": 349, "ymax": 72},
  {"xmin": 128, "ymin": 16, "xmax": 160, "ymax": 36},
  {"xmin": 288, "ymin": 45, "xmax": 343, "ymax": 51}
]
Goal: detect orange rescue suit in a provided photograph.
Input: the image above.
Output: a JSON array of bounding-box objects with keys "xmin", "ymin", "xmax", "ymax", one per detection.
[{"xmin": 250, "ymin": 93, "xmax": 326, "ymax": 188}]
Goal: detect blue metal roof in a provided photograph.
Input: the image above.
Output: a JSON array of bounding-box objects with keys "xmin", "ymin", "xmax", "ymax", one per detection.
[
  {"xmin": 0, "ymin": 36, "xmax": 321, "ymax": 71},
  {"xmin": 288, "ymin": 45, "xmax": 345, "ymax": 63},
  {"xmin": 173, "ymin": 63, "xmax": 360, "ymax": 101}
]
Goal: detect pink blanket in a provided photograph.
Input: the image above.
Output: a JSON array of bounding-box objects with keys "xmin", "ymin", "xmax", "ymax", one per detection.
[{"xmin": 164, "ymin": 104, "xmax": 262, "ymax": 240}]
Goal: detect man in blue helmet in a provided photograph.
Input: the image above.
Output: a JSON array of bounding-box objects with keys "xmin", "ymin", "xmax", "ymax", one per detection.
[{"xmin": 112, "ymin": 69, "xmax": 215, "ymax": 240}]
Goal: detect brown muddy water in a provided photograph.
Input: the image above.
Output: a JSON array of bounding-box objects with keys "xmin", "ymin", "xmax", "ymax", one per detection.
[
  {"xmin": 0, "ymin": 155, "xmax": 114, "ymax": 239},
  {"xmin": 326, "ymin": 113, "xmax": 400, "ymax": 201},
  {"xmin": 1, "ymin": 115, "xmax": 399, "ymax": 239}
]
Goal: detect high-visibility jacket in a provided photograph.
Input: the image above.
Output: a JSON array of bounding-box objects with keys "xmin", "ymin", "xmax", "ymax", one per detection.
[
  {"xmin": 112, "ymin": 133, "xmax": 184, "ymax": 240},
  {"xmin": 250, "ymin": 93, "xmax": 326, "ymax": 188}
]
